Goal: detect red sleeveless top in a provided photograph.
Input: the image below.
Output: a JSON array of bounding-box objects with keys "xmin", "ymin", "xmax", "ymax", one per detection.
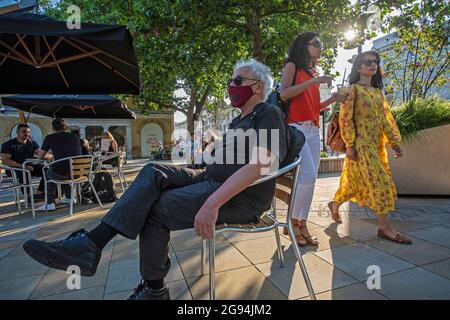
[{"xmin": 286, "ymin": 69, "xmax": 321, "ymax": 127}]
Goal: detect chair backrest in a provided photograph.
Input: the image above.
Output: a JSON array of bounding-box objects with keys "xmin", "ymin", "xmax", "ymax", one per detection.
[
  {"xmin": 216, "ymin": 157, "xmax": 301, "ymax": 232},
  {"xmin": 69, "ymin": 156, "xmax": 94, "ymax": 180},
  {"xmin": 118, "ymin": 151, "xmax": 126, "ymax": 168}
]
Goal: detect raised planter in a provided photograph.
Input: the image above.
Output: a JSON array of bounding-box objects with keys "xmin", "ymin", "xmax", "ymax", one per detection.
[
  {"xmin": 387, "ymin": 124, "xmax": 450, "ymax": 195},
  {"xmin": 319, "ymin": 156, "xmax": 345, "ymax": 173}
]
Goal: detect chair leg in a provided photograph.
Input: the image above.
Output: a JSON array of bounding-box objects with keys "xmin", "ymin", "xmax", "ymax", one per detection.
[
  {"xmin": 57, "ymin": 184, "xmax": 62, "ymax": 200},
  {"xmin": 287, "ymin": 227, "xmax": 316, "ymax": 300},
  {"xmin": 69, "ymin": 183, "xmax": 75, "ymax": 216},
  {"xmin": 44, "ymin": 180, "xmax": 48, "ymax": 213},
  {"xmin": 118, "ymin": 168, "xmax": 125, "ymax": 193},
  {"xmin": 201, "ymin": 239, "xmax": 207, "ymax": 275},
  {"xmin": 15, "ymin": 188, "xmax": 22, "ymax": 215},
  {"xmin": 77, "ymin": 184, "xmax": 82, "ymax": 203},
  {"xmin": 273, "ymin": 227, "xmax": 285, "ymax": 267},
  {"xmin": 29, "ymin": 184, "xmax": 35, "ymax": 219},
  {"xmin": 89, "ymin": 180, "xmax": 103, "ymax": 208},
  {"xmin": 208, "ymin": 234, "xmax": 216, "ymax": 300}
]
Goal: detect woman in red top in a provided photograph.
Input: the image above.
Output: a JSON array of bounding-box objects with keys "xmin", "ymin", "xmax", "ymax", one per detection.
[{"xmin": 280, "ymin": 32, "xmax": 342, "ymax": 246}]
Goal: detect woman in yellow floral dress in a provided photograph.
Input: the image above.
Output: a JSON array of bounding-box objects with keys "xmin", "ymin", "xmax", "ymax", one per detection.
[{"xmin": 328, "ymin": 51, "xmax": 412, "ymax": 245}]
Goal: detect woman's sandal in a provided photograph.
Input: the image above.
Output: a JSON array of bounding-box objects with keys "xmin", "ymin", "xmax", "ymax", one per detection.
[
  {"xmin": 282, "ymin": 220, "xmax": 308, "ymax": 246},
  {"xmin": 377, "ymin": 229, "xmax": 412, "ymax": 245},
  {"xmin": 328, "ymin": 201, "xmax": 342, "ymax": 223},
  {"xmin": 300, "ymin": 225, "xmax": 319, "ymax": 246}
]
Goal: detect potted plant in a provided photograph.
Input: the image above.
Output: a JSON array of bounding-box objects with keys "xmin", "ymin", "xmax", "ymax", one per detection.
[{"xmin": 388, "ymin": 96, "xmax": 450, "ymax": 195}]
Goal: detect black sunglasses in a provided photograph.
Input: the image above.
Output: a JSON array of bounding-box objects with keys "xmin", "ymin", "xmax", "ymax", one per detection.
[
  {"xmin": 227, "ymin": 75, "xmax": 260, "ymax": 86},
  {"xmin": 362, "ymin": 58, "xmax": 380, "ymax": 66},
  {"xmin": 308, "ymin": 40, "xmax": 323, "ymax": 49}
]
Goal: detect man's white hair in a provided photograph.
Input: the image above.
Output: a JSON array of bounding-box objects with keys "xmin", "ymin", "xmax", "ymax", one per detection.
[{"xmin": 233, "ymin": 59, "xmax": 274, "ymax": 100}]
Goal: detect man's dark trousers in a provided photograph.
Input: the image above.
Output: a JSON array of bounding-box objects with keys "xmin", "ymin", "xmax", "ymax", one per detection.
[{"xmin": 101, "ymin": 163, "xmax": 258, "ymax": 281}]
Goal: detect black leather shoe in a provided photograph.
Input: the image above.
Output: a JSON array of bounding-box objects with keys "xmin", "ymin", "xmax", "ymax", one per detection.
[
  {"xmin": 23, "ymin": 229, "xmax": 101, "ymax": 277},
  {"xmin": 127, "ymin": 280, "xmax": 171, "ymax": 300}
]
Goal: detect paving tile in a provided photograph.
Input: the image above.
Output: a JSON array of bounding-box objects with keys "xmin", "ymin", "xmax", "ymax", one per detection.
[
  {"xmin": 315, "ymin": 243, "xmax": 415, "ymax": 281},
  {"xmin": 362, "ymin": 220, "xmax": 435, "ymax": 233},
  {"xmin": 0, "ymin": 239, "xmax": 21, "ymax": 251},
  {"xmin": 321, "ymin": 220, "xmax": 381, "ymax": 242},
  {"xmin": 377, "ymin": 267, "xmax": 450, "ymax": 299},
  {"xmin": 407, "ymin": 226, "xmax": 450, "ymax": 249},
  {"xmin": 104, "ymin": 279, "xmax": 192, "ymax": 300},
  {"xmin": 36, "ymin": 285, "xmax": 105, "ymax": 300},
  {"xmin": 255, "ymin": 254, "xmax": 359, "ymax": 300},
  {"xmin": 221, "ymin": 229, "xmax": 283, "ymax": 244},
  {"xmin": 186, "ymin": 265, "xmax": 286, "ymax": 300},
  {"xmin": 0, "ymin": 248, "xmax": 13, "ymax": 259},
  {"xmin": 0, "ymin": 253, "xmax": 48, "ymax": 281},
  {"xmin": 307, "ymin": 283, "xmax": 388, "ymax": 300},
  {"xmin": 302, "ymin": 227, "xmax": 357, "ymax": 252},
  {"xmin": 232, "ymin": 235, "xmax": 299, "ymax": 265},
  {"xmin": 29, "ymin": 248, "xmax": 113, "ymax": 299},
  {"xmin": 0, "ymin": 274, "xmax": 44, "ymax": 299},
  {"xmin": 104, "ymin": 253, "xmax": 183, "ymax": 295},
  {"xmin": 421, "ymin": 259, "xmax": 450, "ymax": 280},
  {"xmin": 170, "ymin": 229, "xmax": 228, "ymax": 252},
  {"xmin": 111, "ymin": 238, "xmax": 139, "ymax": 262},
  {"xmin": 365, "ymin": 236, "xmax": 450, "ymax": 266},
  {"xmin": 176, "ymin": 243, "xmax": 252, "ymax": 279}
]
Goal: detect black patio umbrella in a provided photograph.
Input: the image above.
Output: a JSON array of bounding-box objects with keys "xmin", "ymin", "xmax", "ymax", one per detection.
[
  {"xmin": 0, "ymin": 12, "xmax": 140, "ymax": 94},
  {"xmin": 1, "ymin": 94, "xmax": 136, "ymax": 119}
]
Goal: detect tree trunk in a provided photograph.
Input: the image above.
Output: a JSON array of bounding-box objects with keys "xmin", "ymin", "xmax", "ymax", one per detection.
[{"xmin": 248, "ymin": 10, "xmax": 263, "ymax": 61}]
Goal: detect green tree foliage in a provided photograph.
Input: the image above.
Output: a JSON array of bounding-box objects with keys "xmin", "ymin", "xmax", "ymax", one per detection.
[
  {"xmin": 380, "ymin": 0, "xmax": 449, "ymax": 101},
  {"xmin": 43, "ymin": 0, "xmax": 407, "ymax": 134}
]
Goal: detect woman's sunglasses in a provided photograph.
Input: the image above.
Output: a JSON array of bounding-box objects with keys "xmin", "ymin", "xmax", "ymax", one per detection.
[
  {"xmin": 227, "ymin": 75, "xmax": 260, "ymax": 86},
  {"xmin": 308, "ymin": 41, "xmax": 323, "ymax": 49},
  {"xmin": 362, "ymin": 58, "xmax": 380, "ymax": 66}
]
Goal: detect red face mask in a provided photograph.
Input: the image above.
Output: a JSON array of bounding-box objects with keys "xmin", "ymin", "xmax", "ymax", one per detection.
[{"xmin": 227, "ymin": 85, "xmax": 255, "ymax": 108}]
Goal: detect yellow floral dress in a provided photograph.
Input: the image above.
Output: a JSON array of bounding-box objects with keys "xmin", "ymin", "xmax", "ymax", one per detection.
[{"xmin": 333, "ymin": 84, "xmax": 401, "ymax": 214}]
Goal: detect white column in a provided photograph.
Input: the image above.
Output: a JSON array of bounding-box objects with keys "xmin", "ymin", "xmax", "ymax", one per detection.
[
  {"xmin": 79, "ymin": 125, "xmax": 87, "ymax": 139},
  {"xmin": 126, "ymin": 125, "xmax": 132, "ymax": 158}
]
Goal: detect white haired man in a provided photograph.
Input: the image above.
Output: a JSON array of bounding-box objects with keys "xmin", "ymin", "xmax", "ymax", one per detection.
[{"xmin": 23, "ymin": 60, "xmax": 288, "ymax": 300}]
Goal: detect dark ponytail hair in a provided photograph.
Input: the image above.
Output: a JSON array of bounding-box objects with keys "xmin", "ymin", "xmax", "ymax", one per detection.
[
  {"xmin": 286, "ymin": 32, "xmax": 319, "ymax": 77},
  {"xmin": 348, "ymin": 50, "xmax": 383, "ymax": 89}
]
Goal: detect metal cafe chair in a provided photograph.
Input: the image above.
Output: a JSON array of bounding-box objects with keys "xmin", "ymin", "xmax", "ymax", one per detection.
[
  {"xmin": 42, "ymin": 155, "xmax": 103, "ymax": 216},
  {"xmin": 97, "ymin": 151, "xmax": 128, "ymax": 192},
  {"xmin": 0, "ymin": 164, "xmax": 35, "ymax": 218},
  {"xmin": 21, "ymin": 158, "xmax": 49, "ymax": 209},
  {"xmin": 200, "ymin": 157, "xmax": 316, "ymax": 300}
]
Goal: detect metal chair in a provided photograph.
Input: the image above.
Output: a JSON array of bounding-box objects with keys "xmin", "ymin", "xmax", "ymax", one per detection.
[
  {"xmin": 200, "ymin": 157, "xmax": 316, "ymax": 300},
  {"xmin": 21, "ymin": 158, "xmax": 49, "ymax": 209},
  {"xmin": 97, "ymin": 151, "xmax": 128, "ymax": 192},
  {"xmin": 42, "ymin": 155, "xmax": 103, "ymax": 216},
  {"xmin": 0, "ymin": 164, "xmax": 35, "ymax": 218}
]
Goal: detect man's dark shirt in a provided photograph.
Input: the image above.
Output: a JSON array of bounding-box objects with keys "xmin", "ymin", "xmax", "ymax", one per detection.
[
  {"xmin": 206, "ymin": 102, "xmax": 288, "ymax": 215},
  {"xmin": 1, "ymin": 138, "xmax": 39, "ymax": 164},
  {"xmin": 41, "ymin": 132, "xmax": 81, "ymax": 175}
]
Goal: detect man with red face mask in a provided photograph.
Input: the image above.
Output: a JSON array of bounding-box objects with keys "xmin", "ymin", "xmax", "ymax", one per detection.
[{"xmin": 23, "ymin": 59, "xmax": 288, "ymax": 300}]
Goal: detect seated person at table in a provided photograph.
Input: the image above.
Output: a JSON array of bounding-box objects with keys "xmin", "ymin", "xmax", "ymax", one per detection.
[
  {"xmin": 23, "ymin": 59, "xmax": 288, "ymax": 300},
  {"xmin": 0, "ymin": 123, "xmax": 47, "ymax": 199},
  {"xmin": 101, "ymin": 131, "xmax": 118, "ymax": 167},
  {"xmin": 70, "ymin": 128, "xmax": 91, "ymax": 155},
  {"xmin": 36, "ymin": 118, "xmax": 81, "ymax": 211}
]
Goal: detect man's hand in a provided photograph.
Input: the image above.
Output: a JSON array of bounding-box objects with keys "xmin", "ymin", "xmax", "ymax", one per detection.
[
  {"xmin": 25, "ymin": 165, "xmax": 34, "ymax": 172},
  {"xmin": 194, "ymin": 201, "xmax": 219, "ymax": 240},
  {"xmin": 346, "ymin": 146, "xmax": 357, "ymax": 161},
  {"xmin": 392, "ymin": 145, "xmax": 403, "ymax": 158}
]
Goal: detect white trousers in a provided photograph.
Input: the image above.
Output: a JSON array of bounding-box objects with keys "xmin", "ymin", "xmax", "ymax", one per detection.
[{"xmin": 289, "ymin": 123, "xmax": 321, "ymax": 220}]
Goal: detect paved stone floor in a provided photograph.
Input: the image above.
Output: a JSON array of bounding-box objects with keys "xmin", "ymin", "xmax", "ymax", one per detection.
[{"xmin": 1, "ymin": 160, "xmax": 449, "ymax": 300}]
